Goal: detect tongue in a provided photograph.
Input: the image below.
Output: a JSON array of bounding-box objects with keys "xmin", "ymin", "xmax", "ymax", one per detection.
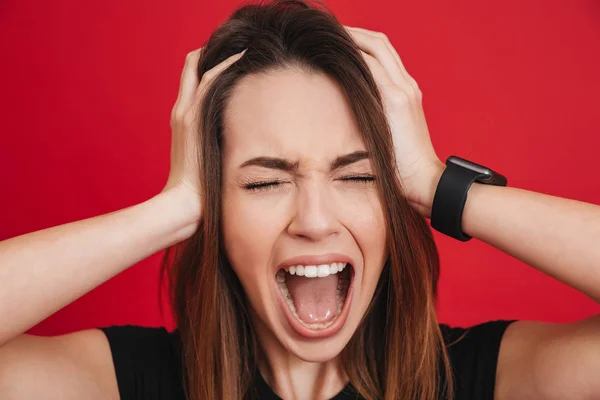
[{"xmin": 286, "ymin": 273, "xmax": 339, "ymax": 324}]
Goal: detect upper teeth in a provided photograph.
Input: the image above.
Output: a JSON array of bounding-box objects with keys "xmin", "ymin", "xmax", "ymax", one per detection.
[{"xmin": 280, "ymin": 262, "xmax": 347, "ymax": 278}]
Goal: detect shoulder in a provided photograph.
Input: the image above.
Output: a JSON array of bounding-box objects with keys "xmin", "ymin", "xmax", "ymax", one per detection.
[
  {"xmin": 98, "ymin": 325, "xmax": 185, "ymax": 400},
  {"xmin": 438, "ymin": 319, "xmax": 517, "ymax": 400},
  {"xmin": 0, "ymin": 329, "xmax": 119, "ymax": 399},
  {"xmin": 490, "ymin": 317, "xmax": 600, "ymax": 400}
]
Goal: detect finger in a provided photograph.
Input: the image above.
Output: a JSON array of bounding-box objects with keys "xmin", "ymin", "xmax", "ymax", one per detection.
[
  {"xmin": 345, "ymin": 26, "xmax": 418, "ymax": 92},
  {"xmin": 345, "ymin": 26, "xmax": 408, "ymax": 87},
  {"xmin": 199, "ymin": 49, "xmax": 247, "ymax": 87},
  {"xmin": 345, "ymin": 26, "xmax": 415, "ymax": 84},
  {"xmin": 359, "ymin": 49, "xmax": 394, "ymax": 87},
  {"xmin": 176, "ymin": 47, "xmax": 204, "ymax": 112},
  {"xmin": 190, "ymin": 49, "xmax": 247, "ymax": 114},
  {"xmin": 360, "ymin": 49, "xmax": 419, "ymax": 117},
  {"xmin": 346, "ymin": 26, "xmax": 412, "ymax": 81}
]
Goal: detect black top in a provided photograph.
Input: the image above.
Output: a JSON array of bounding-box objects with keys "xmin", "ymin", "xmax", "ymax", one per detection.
[{"xmin": 99, "ymin": 319, "xmax": 516, "ymax": 400}]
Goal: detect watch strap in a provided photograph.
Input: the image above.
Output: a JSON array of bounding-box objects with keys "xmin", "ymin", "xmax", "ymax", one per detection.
[{"xmin": 430, "ymin": 162, "xmax": 488, "ymax": 241}]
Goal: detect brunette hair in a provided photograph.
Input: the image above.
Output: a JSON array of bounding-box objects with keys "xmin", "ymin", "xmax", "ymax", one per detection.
[{"xmin": 160, "ymin": 0, "xmax": 454, "ymax": 399}]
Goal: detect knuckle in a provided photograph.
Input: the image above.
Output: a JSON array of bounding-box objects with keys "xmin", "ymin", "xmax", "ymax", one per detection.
[
  {"xmin": 414, "ymin": 86, "xmax": 423, "ymax": 100},
  {"xmin": 376, "ymin": 33, "xmax": 390, "ymax": 47},
  {"xmin": 172, "ymin": 107, "xmax": 185, "ymax": 123},
  {"xmin": 169, "ymin": 115, "xmax": 178, "ymax": 130},
  {"xmin": 407, "ymin": 82, "xmax": 421, "ymax": 98},
  {"xmin": 185, "ymin": 52, "xmax": 195, "ymax": 64},
  {"xmin": 406, "ymin": 89, "xmax": 419, "ymax": 102},
  {"xmin": 385, "ymin": 86, "xmax": 410, "ymax": 108},
  {"xmin": 361, "ymin": 50, "xmax": 374, "ymax": 62},
  {"xmin": 201, "ymin": 69, "xmax": 215, "ymax": 83},
  {"xmin": 184, "ymin": 49, "xmax": 202, "ymax": 67},
  {"xmin": 182, "ymin": 109, "xmax": 197, "ymax": 127}
]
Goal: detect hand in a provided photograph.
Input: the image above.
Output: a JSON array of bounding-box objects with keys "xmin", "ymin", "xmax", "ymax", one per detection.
[
  {"xmin": 345, "ymin": 26, "xmax": 445, "ymax": 218},
  {"xmin": 162, "ymin": 47, "xmax": 247, "ymax": 219}
]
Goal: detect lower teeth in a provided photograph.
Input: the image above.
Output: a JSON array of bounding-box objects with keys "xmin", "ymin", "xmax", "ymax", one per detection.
[{"xmin": 277, "ymin": 275, "xmax": 349, "ymax": 330}]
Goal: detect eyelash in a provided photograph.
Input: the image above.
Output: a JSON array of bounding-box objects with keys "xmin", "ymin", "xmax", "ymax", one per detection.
[{"xmin": 243, "ymin": 175, "xmax": 376, "ymax": 192}]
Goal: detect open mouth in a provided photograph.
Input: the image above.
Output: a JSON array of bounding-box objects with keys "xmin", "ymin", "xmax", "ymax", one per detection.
[{"xmin": 275, "ymin": 262, "xmax": 354, "ymax": 335}]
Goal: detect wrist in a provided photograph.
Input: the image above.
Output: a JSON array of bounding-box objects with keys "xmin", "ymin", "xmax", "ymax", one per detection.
[
  {"xmin": 155, "ymin": 185, "xmax": 202, "ymax": 244},
  {"xmin": 413, "ymin": 161, "xmax": 445, "ymax": 219}
]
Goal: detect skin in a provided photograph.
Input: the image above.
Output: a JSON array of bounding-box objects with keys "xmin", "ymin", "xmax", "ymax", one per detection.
[
  {"xmin": 162, "ymin": 26, "xmax": 600, "ymax": 399},
  {"xmin": 0, "ymin": 22, "xmax": 598, "ymax": 400},
  {"xmin": 220, "ymin": 69, "xmax": 387, "ymax": 399}
]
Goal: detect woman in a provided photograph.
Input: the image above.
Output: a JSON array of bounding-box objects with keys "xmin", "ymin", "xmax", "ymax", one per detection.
[{"xmin": 0, "ymin": 0, "xmax": 598, "ymax": 399}]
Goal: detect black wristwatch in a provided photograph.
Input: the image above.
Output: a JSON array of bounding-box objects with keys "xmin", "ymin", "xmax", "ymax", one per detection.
[{"xmin": 430, "ymin": 156, "xmax": 507, "ymax": 241}]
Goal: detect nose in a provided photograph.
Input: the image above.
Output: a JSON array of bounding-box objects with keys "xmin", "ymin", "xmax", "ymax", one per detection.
[{"xmin": 287, "ymin": 179, "xmax": 340, "ymax": 242}]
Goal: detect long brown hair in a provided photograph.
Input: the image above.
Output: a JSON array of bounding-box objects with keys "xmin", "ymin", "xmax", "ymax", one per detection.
[{"xmin": 159, "ymin": 1, "xmax": 454, "ymax": 399}]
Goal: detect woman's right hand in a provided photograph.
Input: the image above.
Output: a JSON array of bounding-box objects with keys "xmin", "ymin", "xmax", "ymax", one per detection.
[{"xmin": 161, "ymin": 47, "xmax": 247, "ymax": 222}]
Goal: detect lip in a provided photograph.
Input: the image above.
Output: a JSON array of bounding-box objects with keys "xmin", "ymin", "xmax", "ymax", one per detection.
[{"xmin": 274, "ymin": 253, "xmax": 357, "ymax": 339}]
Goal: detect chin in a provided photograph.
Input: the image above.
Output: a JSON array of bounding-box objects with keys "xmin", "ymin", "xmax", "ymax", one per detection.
[{"xmin": 284, "ymin": 335, "xmax": 349, "ymax": 362}]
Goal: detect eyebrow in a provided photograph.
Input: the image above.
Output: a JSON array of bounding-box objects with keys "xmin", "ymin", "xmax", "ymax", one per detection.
[{"xmin": 239, "ymin": 150, "xmax": 370, "ymax": 172}]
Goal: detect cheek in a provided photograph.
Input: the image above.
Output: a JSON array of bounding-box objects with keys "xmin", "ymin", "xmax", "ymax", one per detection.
[
  {"xmin": 222, "ymin": 185, "xmax": 387, "ymax": 291},
  {"xmin": 339, "ymin": 189, "xmax": 386, "ymax": 247},
  {"xmin": 340, "ymin": 191, "xmax": 387, "ymax": 286},
  {"xmin": 221, "ymin": 190, "xmax": 284, "ymax": 289}
]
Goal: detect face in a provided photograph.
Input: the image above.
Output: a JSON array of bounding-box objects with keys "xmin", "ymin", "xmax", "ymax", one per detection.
[{"xmin": 221, "ymin": 68, "xmax": 387, "ymax": 363}]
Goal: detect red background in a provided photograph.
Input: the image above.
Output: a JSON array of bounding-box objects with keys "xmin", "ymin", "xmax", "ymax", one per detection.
[{"xmin": 1, "ymin": 0, "xmax": 599, "ymax": 336}]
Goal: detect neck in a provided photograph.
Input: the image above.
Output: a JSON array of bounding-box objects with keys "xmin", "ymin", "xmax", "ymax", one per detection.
[{"xmin": 252, "ymin": 313, "xmax": 349, "ymax": 400}]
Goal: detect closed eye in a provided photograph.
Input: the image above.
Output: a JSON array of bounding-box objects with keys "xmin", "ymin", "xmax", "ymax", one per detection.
[
  {"xmin": 242, "ymin": 175, "xmax": 375, "ymax": 192},
  {"xmin": 338, "ymin": 175, "xmax": 376, "ymax": 183},
  {"xmin": 243, "ymin": 180, "xmax": 285, "ymax": 192}
]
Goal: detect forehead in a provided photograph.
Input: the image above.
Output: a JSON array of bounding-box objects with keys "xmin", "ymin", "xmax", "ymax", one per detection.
[{"xmin": 222, "ymin": 68, "xmax": 365, "ymax": 166}]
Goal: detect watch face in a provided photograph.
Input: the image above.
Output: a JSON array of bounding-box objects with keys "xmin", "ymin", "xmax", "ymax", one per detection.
[
  {"xmin": 447, "ymin": 156, "xmax": 507, "ymax": 186},
  {"xmin": 447, "ymin": 156, "xmax": 491, "ymax": 176}
]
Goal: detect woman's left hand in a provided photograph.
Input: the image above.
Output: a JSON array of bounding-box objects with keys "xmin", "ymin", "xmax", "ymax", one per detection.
[{"xmin": 345, "ymin": 26, "xmax": 445, "ymax": 218}]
